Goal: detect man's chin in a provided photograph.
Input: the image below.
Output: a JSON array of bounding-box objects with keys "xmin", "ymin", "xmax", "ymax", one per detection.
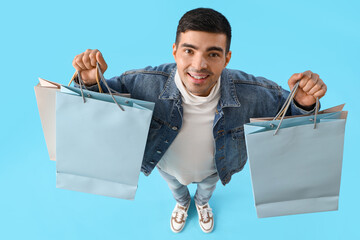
[{"xmin": 186, "ymin": 86, "xmax": 210, "ymax": 97}]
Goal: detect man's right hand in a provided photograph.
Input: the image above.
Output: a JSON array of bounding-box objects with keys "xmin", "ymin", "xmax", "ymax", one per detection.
[{"xmin": 72, "ymin": 49, "xmax": 108, "ymax": 86}]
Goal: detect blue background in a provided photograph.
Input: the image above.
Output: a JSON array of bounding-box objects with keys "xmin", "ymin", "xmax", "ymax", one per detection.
[{"xmin": 1, "ymin": 0, "xmax": 359, "ymax": 239}]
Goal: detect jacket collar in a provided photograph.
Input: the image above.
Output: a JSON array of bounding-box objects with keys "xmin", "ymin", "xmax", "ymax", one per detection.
[
  {"xmin": 158, "ymin": 67, "xmax": 180, "ymax": 100},
  {"xmin": 159, "ymin": 66, "xmax": 241, "ymax": 108},
  {"xmin": 219, "ymin": 69, "xmax": 241, "ymax": 108}
]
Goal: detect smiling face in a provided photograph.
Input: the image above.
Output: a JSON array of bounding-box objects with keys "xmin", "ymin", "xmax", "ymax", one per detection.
[{"xmin": 173, "ymin": 31, "xmax": 232, "ymax": 97}]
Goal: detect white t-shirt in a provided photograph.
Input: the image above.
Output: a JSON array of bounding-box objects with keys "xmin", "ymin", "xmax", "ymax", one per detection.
[{"xmin": 157, "ymin": 70, "xmax": 220, "ymax": 185}]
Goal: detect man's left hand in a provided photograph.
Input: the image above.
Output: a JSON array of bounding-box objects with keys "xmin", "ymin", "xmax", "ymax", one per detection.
[{"xmin": 288, "ymin": 70, "xmax": 327, "ymax": 108}]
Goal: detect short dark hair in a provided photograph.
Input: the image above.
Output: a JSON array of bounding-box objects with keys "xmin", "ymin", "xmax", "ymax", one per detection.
[{"xmin": 175, "ymin": 8, "xmax": 232, "ymax": 53}]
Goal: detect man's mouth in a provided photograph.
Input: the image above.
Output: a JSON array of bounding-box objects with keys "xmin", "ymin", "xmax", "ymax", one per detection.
[{"xmin": 187, "ymin": 72, "xmax": 210, "ymax": 82}]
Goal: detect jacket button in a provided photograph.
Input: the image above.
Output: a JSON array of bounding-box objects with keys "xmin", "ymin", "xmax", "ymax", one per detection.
[
  {"xmin": 164, "ymin": 140, "xmax": 169, "ymax": 144},
  {"xmin": 172, "ymin": 126, "xmax": 178, "ymax": 131},
  {"xmin": 157, "ymin": 150, "xmax": 162, "ymax": 154},
  {"xmin": 150, "ymin": 161, "xmax": 155, "ymax": 164}
]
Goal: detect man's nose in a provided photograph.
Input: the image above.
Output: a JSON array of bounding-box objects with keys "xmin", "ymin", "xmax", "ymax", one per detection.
[{"xmin": 192, "ymin": 54, "xmax": 207, "ymax": 70}]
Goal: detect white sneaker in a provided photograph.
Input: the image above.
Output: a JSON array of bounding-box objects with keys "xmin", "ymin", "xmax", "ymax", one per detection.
[
  {"xmin": 195, "ymin": 202, "xmax": 214, "ymax": 233},
  {"xmin": 170, "ymin": 201, "xmax": 190, "ymax": 233}
]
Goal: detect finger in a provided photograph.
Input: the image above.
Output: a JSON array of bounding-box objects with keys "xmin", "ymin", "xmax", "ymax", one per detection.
[
  {"xmin": 298, "ymin": 70, "xmax": 312, "ymax": 89},
  {"xmin": 313, "ymin": 86, "xmax": 327, "ymax": 99},
  {"xmin": 82, "ymin": 49, "xmax": 93, "ymax": 69},
  {"xmin": 307, "ymin": 82, "xmax": 322, "ymax": 95},
  {"xmin": 73, "ymin": 62, "xmax": 83, "ymax": 72},
  {"xmin": 72, "ymin": 55, "xmax": 82, "ymax": 71},
  {"xmin": 288, "ymin": 72, "xmax": 303, "ymax": 90},
  {"xmin": 89, "ymin": 49, "xmax": 98, "ymax": 67},
  {"xmin": 302, "ymin": 73, "xmax": 319, "ymax": 92},
  {"xmin": 75, "ymin": 53, "xmax": 86, "ymax": 70},
  {"xmin": 96, "ymin": 51, "xmax": 108, "ymax": 73},
  {"xmin": 307, "ymin": 77, "xmax": 324, "ymax": 95}
]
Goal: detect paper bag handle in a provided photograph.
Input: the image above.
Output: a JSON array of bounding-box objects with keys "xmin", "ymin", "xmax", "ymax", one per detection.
[
  {"xmin": 272, "ymin": 81, "xmax": 319, "ymax": 135},
  {"xmin": 67, "ymin": 63, "xmax": 125, "ymax": 111},
  {"xmin": 95, "ymin": 62, "xmax": 125, "ymax": 111},
  {"xmin": 68, "ymin": 65, "xmax": 103, "ymax": 93}
]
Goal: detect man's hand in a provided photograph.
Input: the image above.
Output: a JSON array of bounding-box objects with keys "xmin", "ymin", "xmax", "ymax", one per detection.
[
  {"xmin": 72, "ymin": 49, "xmax": 108, "ymax": 86},
  {"xmin": 288, "ymin": 70, "xmax": 327, "ymax": 108}
]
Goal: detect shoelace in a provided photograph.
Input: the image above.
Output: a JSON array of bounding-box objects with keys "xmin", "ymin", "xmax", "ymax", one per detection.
[
  {"xmin": 174, "ymin": 208, "xmax": 188, "ymax": 222},
  {"xmin": 199, "ymin": 207, "xmax": 213, "ymax": 222}
]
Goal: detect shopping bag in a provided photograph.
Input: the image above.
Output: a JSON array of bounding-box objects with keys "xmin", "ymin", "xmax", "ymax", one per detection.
[
  {"xmin": 244, "ymin": 82, "xmax": 347, "ymax": 218},
  {"xmin": 56, "ymin": 65, "xmax": 155, "ymax": 200},
  {"xmin": 34, "ymin": 78, "xmax": 61, "ymax": 161},
  {"xmin": 35, "ymin": 72, "xmax": 131, "ymax": 161}
]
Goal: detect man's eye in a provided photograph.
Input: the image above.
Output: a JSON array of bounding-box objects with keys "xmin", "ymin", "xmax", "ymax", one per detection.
[
  {"xmin": 184, "ymin": 49, "xmax": 193, "ymax": 54},
  {"xmin": 209, "ymin": 53, "xmax": 220, "ymax": 57}
]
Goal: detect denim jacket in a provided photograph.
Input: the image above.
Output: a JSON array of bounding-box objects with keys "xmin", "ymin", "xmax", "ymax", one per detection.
[{"xmin": 81, "ymin": 63, "xmax": 315, "ymax": 185}]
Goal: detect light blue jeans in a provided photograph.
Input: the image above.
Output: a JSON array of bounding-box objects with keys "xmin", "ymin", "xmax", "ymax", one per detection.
[{"xmin": 157, "ymin": 167, "xmax": 219, "ymax": 206}]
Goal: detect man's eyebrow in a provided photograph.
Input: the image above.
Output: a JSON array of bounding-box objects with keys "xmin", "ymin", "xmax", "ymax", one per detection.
[
  {"xmin": 180, "ymin": 43, "xmax": 198, "ymax": 50},
  {"xmin": 180, "ymin": 43, "xmax": 224, "ymax": 53},
  {"xmin": 206, "ymin": 46, "xmax": 224, "ymax": 53}
]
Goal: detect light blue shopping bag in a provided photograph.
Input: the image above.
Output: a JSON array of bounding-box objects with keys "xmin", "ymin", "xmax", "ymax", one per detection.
[
  {"xmin": 56, "ymin": 66, "xmax": 155, "ymax": 200},
  {"xmin": 244, "ymin": 82, "xmax": 347, "ymax": 218}
]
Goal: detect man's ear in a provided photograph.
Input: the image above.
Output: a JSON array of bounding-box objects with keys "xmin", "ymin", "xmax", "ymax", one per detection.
[
  {"xmin": 224, "ymin": 50, "xmax": 232, "ymax": 68},
  {"xmin": 172, "ymin": 43, "xmax": 177, "ymax": 59}
]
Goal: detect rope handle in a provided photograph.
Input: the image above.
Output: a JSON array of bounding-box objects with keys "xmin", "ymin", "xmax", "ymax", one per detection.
[
  {"xmin": 272, "ymin": 81, "xmax": 319, "ymax": 135},
  {"xmin": 95, "ymin": 62, "xmax": 125, "ymax": 111},
  {"xmin": 67, "ymin": 63, "xmax": 124, "ymax": 111},
  {"xmin": 68, "ymin": 66, "xmax": 103, "ymax": 93}
]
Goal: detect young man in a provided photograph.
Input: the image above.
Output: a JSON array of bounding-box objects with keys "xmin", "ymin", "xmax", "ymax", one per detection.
[{"xmin": 72, "ymin": 8, "xmax": 327, "ymax": 233}]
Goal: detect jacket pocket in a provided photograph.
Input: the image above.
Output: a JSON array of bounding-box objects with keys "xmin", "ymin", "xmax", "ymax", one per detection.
[
  {"xmin": 230, "ymin": 126, "xmax": 247, "ymax": 170},
  {"xmin": 150, "ymin": 117, "xmax": 163, "ymax": 130},
  {"xmin": 147, "ymin": 117, "xmax": 164, "ymax": 142}
]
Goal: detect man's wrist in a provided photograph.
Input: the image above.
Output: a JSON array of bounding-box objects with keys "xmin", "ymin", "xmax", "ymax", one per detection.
[
  {"xmin": 73, "ymin": 76, "xmax": 97, "ymax": 87},
  {"xmin": 293, "ymin": 99, "xmax": 316, "ymax": 112}
]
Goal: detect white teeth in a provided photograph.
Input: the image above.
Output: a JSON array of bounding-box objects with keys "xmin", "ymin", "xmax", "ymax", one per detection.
[{"xmin": 190, "ymin": 74, "xmax": 207, "ymax": 79}]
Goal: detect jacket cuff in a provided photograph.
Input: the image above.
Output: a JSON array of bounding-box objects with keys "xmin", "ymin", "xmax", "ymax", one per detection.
[
  {"xmin": 73, "ymin": 76, "xmax": 100, "ymax": 92},
  {"xmin": 291, "ymin": 99, "xmax": 319, "ymax": 115}
]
